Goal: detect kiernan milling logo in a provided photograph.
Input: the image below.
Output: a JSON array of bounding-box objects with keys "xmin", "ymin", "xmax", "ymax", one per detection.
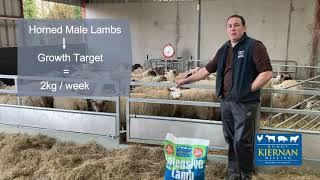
[{"xmin": 255, "ymin": 133, "xmax": 302, "ymax": 166}]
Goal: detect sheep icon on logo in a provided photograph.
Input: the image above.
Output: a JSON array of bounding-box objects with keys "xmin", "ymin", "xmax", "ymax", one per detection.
[
  {"xmin": 277, "ymin": 136, "xmax": 288, "ymax": 143},
  {"xmin": 290, "ymin": 135, "xmax": 299, "ymax": 143}
]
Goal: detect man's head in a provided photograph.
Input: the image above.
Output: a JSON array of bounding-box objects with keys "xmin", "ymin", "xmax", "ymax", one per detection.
[{"xmin": 226, "ymin": 15, "xmax": 246, "ymax": 43}]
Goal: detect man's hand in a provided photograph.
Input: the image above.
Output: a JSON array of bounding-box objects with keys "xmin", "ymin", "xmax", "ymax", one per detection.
[
  {"xmin": 175, "ymin": 67, "xmax": 211, "ymax": 88},
  {"xmin": 176, "ymin": 79, "xmax": 188, "ymax": 88},
  {"xmin": 251, "ymin": 71, "xmax": 273, "ymax": 92}
]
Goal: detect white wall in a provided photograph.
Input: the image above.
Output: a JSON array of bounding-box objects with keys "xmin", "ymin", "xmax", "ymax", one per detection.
[
  {"xmin": 86, "ymin": 2, "xmax": 197, "ymax": 64},
  {"xmin": 201, "ymin": 0, "xmax": 291, "ymax": 61},
  {"xmin": 86, "ymin": 0, "xmax": 316, "ymax": 73}
]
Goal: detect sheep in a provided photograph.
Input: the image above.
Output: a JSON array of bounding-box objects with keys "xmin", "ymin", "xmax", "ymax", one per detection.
[
  {"xmin": 0, "ymin": 94, "xmax": 17, "ymax": 105},
  {"xmin": 261, "ymin": 74, "xmax": 292, "ymax": 107},
  {"xmin": 305, "ymin": 100, "xmax": 320, "ymax": 120},
  {"xmin": 131, "ymin": 86, "xmax": 166, "ymax": 93},
  {"xmin": 90, "ymin": 89, "xmax": 178, "ymax": 132},
  {"xmin": 152, "ymin": 66, "xmax": 166, "ymax": 75},
  {"xmin": 0, "ymin": 84, "xmax": 52, "ymax": 107},
  {"xmin": 272, "ymin": 80, "xmax": 303, "ymax": 108},
  {"xmin": 129, "ymin": 89, "xmax": 177, "ymax": 117},
  {"xmin": 164, "ymin": 69, "xmax": 178, "ymax": 82},
  {"xmin": 131, "ymin": 69, "xmax": 157, "ymax": 79},
  {"xmin": 53, "ymin": 97, "xmax": 88, "ymax": 110},
  {"xmin": 132, "ymin": 64, "xmax": 143, "ymax": 72},
  {"xmin": 132, "ymin": 68, "xmax": 145, "ymax": 74},
  {"xmin": 169, "ymin": 87, "xmax": 220, "ymax": 120},
  {"xmin": 139, "ymin": 75, "xmax": 167, "ymax": 82}
]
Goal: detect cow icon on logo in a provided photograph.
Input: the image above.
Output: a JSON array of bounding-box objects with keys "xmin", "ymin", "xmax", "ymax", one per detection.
[
  {"xmin": 277, "ymin": 136, "xmax": 288, "ymax": 143},
  {"xmin": 265, "ymin": 135, "xmax": 275, "ymax": 142},
  {"xmin": 290, "ymin": 135, "xmax": 299, "ymax": 143}
]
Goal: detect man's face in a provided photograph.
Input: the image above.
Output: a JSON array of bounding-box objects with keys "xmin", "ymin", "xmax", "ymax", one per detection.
[{"xmin": 226, "ymin": 17, "xmax": 246, "ymax": 43}]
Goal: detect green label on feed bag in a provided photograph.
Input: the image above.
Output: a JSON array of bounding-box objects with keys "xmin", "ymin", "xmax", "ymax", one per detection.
[{"xmin": 164, "ymin": 133, "xmax": 209, "ymax": 180}]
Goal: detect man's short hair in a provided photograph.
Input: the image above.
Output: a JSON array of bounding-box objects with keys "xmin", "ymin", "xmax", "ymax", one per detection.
[{"xmin": 227, "ymin": 15, "xmax": 246, "ymax": 26}]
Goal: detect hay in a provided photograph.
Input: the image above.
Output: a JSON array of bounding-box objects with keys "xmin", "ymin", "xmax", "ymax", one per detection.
[{"xmin": 0, "ymin": 133, "xmax": 318, "ymax": 180}]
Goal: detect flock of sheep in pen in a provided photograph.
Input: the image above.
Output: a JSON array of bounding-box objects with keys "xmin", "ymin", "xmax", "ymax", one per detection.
[{"xmin": 0, "ymin": 63, "xmax": 316, "ymax": 126}]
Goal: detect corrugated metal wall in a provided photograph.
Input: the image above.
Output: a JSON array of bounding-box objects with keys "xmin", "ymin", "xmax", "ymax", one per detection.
[{"xmin": 0, "ymin": 0, "xmax": 22, "ymax": 47}]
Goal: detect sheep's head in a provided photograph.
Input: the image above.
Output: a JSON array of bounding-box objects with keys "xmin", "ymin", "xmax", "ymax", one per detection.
[
  {"xmin": 273, "ymin": 74, "xmax": 283, "ymax": 84},
  {"xmin": 146, "ymin": 69, "xmax": 157, "ymax": 76},
  {"xmin": 274, "ymin": 74, "xmax": 292, "ymax": 85},
  {"xmin": 306, "ymin": 100, "xmax": 318, "ymax": 109},
  {"xmin": 168, "ymin": 87, "xmax": 182, "ymax": 99},
  {"xmin": 159, "ymin": 75, "xmax": 167, "ymax": 81},
  {"xmin": 282, "ymin": 74, "xmax": 292, "ymax": 81},
  {"xmin": 166, "ymin": 69, "xmax": 178, "ymax": 76},
  {"xmin": 90, "ymin": 100, "xmax": 104, "ymax": 112}
]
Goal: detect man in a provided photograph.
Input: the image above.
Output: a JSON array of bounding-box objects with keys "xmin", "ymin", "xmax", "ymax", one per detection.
[{"xmin": 176, "ymin": 15, "xmax": 273, "ymax": 180}]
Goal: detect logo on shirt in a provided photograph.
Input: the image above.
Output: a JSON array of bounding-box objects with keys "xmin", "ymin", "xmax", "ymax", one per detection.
[{"xmin": 238, "ymin": 50, "xmax": 245, "ymax": 58}]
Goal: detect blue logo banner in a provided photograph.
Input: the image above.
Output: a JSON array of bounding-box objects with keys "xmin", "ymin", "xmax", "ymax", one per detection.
[{"xmin": 255, "ymin": 133, "xmax": 302, "ymax": 166}]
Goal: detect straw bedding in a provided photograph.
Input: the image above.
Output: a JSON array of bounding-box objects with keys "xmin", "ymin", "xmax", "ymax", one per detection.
[{"xmin": 0, "ymin": 133, "xmax": 318, "ymax": 180}]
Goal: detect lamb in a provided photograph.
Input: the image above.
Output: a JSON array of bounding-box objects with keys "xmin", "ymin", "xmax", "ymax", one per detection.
[
  {"xmin": 169, "ymin": 87, "xmax": 220, "ymax": 120},
  {"xmin": 132, "ymin": 64, "xmax": 143, "ymax": 72},
  {"xmin": 261, "ymin": 74, "xmax": 292, "ymax": 107},
  {"xmin": 272, "ymin": 80, "xmax": 303, "ymax": 108},
  {"xmin": 0, "ymin": 94, "xmax": 17, "ymax": 105},
  {"xmin": 132, "ymin": 68, "xmax": 145, "ymax": 74},
  {"xmin": 90, "ymin": 99, "xmax": 115, "ymax": 113},
  {"xmin": 139, "ymin": 75, "xmax": 167, "ymax": 82},
  {"xmin": 53, "ymin": 97, "xmax": 88, "ymax": 110},
  {"xmin": 131, "ymin": 86, "xmax": 166, "ymax": 93},
  {"xmin": 305, "ymin": 100, "xmax": 320, "ymax": 120},
  {"xmin": 130, "ymin": 90, "xmax": 177, "ymax": 117},
  {"xmin": 0, "ymin": 84, "xmax": 52, "ymax": 107},
  {"xmin": 164, "ymin": 69, "xmax": 178, "ymax": 82},
  {"xmin": 131, "ymin": 69, "xmax": 157, "ymax": 79},
  {"xmin": 90, "ymin": 90, "xmax": 177, "ymax": 124}
]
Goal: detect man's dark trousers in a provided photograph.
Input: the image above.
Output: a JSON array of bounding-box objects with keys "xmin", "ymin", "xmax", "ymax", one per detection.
[{"xmin": 220, "ymin": 99, "xmax": 258, "ymax": 178}]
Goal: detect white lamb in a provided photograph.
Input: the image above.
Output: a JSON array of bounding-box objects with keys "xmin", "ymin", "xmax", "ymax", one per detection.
[
  {"xmin": 139, "ymin": 75, "xmax": 167, "ymax": 82},
  {"xmin": 272, "ymin": 80, "xmax": 303, "ymax": 108},
  {"xmin": 164, "ymin": 69, "xmax": 179, "ymax": 82},
  {"xmin": 261, "ymin": 74, "xmax": 292, "ymax": 107},
  {"xmin": 53, "ymin": 97, "xmax": 88, "ymax": 110},
  {"xmin": 0, "ymin": 84, "xmax": 51, "ymax": 107},
  {"xmin": 169, "ymin": 87, "xmax": 220, "ymax": 120},
  {"xmin": 131, "ymin": 69, "xmax": 157, "ymax": 79}
]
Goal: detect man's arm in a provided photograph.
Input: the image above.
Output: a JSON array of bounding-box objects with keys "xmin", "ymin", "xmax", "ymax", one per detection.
[
  {"xmin": 251, "ymin": 41, "xmax": 273, "ymax": 91},
  {"xmin": 251, "ymin": 71, "xmax": 273, "ymax": 92},
  {"xmin": 176, "ymin": 67, "xmax": 210, "ymax": 87}
]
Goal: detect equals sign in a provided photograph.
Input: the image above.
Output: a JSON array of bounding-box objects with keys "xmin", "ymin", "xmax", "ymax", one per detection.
[{"xmin": 63, "ymin": 69, "xmax": 69, "ymax": 74}]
